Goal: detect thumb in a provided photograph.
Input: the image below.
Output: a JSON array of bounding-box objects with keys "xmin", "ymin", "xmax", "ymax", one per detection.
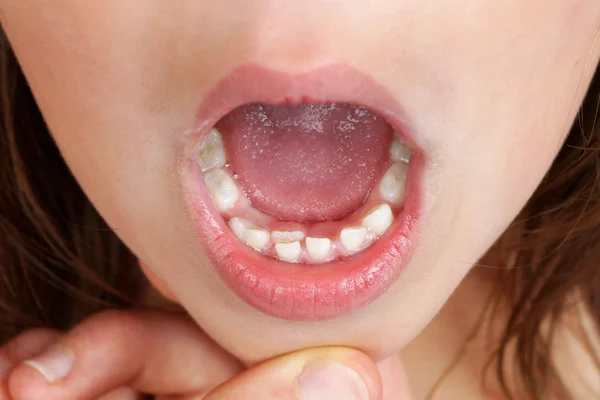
[{"xmin": 202, "ymin": 347, "xmax": 381, "ymax": 400}]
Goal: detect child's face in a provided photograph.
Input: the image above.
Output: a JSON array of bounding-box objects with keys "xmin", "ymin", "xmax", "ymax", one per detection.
[{"xmin": 2, "ymin": 2, "xmax": 599, "ymax": 363}]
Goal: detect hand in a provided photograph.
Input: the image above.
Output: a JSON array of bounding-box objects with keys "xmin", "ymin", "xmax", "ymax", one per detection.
[{"xmin": 0, "ymin": 310, "xmax": 408, "ymax": 399}]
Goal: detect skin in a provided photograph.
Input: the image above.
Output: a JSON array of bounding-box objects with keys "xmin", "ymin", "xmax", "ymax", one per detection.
[
  {"xmin": 0, "ymin": 311, "xmax": 390, "ymax": 399},
  {"xmin": 1, "ymin": 1, "xmax": 600, "ymax": 398}
]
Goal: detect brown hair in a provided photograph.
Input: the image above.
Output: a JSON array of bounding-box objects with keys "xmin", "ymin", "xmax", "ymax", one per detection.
[
  {"xmin": 0, "ymin": 28, "xmax": 598, "ymax": 398},
  {"xmin": 490, "ymin": 59, "xmax": 600, "ymax": 397}
]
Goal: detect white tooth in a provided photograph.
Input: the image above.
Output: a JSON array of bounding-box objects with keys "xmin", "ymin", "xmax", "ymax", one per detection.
[
  {"xmin": 390, "ymin": 137, "xmax": 411, "ymax": 163},
  {"xmin": 275, "ymin": 241, "xmax": 301, "ymax": 262},
  {"xmin": 379, "ymin": 162, "xmax": 407, "ymax": 205},
  {"xmin": 243, "ymin": 229, "xmax": 270, "ymax": 251},
  {"xmin": 361, "ymin": 204, "xmax": 394, "ymax": 235},
  {"xmin": 229, "ymin": 217, "xmax": 248, "ymax": 239},
  {"xmin": 203, "ymin": 169, "xmax": 239, "ymax": 211},
  {"xmin": 340, "ymin": 226, "xmax": 367, "ymax": 253},
  {"xmin": 197, "ymin": 128, "xmax": 227, "ymax": 172},
  {"xmin": 229, "ymin": 218, "xmax": 270, "ymax": 251},
  {"xmin": 305, "ymin": 237, "xmax": 331, "ymax": 261},
  {"xmin": 272, "ymin": 230, "xmax": 305, "ymax": 243}
]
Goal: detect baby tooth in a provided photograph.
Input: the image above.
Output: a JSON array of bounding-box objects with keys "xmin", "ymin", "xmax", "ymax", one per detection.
[
  {"xmin": 340, "ymin": 226, "xmax": 367, "ymax": 253},
  {"xmin": 362, "ymin": 204, "xmax": 394, "ymax": 235},
  {"xmin": 203, "ymin": 169, "xmax": 239, "ymax": 211},
  {"xmin": 244, "ymin": 229, "xmax": 270, "ymax": 251},
  {"xmin": 229, "ymin": 217, "xmax": 270, "ymax": 251},
  {"xmin": 275, "ymin": 241, "xmax": 302, "ymax": 263},
  {"xmin": 229, "ymin": 217, "xmax": 247, "ymax": 239},
  {"xmin": 390, "ymin": 137, "xmax": 411, "ymax": 163},
  {"xmin": 272, "ymin": 230, "xmax": 305, "ymax": 243},
  {"xmin": 379, "ymin": 162, "xmax": 407, "ymax": 205},
  {"xmin": 306, "ymin": 237, "xmax": 331, "ymax": 261},
  {"xmin": 197, "ymin": 128, "xmax": 227, "ymax": 172}
]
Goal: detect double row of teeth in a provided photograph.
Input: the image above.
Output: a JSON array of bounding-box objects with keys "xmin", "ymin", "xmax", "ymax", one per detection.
[
  {"xmin": 197, "ymin": 127, "xmax": 410, "ymax": 263},
  {"xmin": 228, "ymin": 202, "xmax": 393, "ymax": 263}
]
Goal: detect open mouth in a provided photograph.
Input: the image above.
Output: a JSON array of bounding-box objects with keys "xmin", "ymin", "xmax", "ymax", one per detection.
[{"xmin": 182, "ymin": 64, "xmax": 423, "ymax": 321}]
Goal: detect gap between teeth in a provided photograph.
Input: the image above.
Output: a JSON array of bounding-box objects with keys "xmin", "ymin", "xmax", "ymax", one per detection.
[{"xmin": 199, "ymin": 128, "xmax": 410, "ymax": 264}]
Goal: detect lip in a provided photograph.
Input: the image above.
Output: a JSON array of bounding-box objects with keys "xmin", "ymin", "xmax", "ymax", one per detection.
[{"xmin": 182, "ymin": 63, "xmax": 423, "ymax": 321}]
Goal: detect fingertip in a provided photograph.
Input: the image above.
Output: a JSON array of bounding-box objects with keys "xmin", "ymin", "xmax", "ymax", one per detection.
[
  {"xmin": 205, "ymin": 346, "xmax": 382, "ymax": 400},
  {"xmin": 0, "ymin": 328, "xmax": 65, "ymax": 400},
  {"xmin": 345, "ymin": 350, "xmax": 383, "ymax": 400},
  {"xmin": 298, "ymin": 347, "xmax": 382, "ymax": 400},
  {"xmin": 22, "ymin": 345, "xmax": 74, "ymax": 384},
  {"xmin": 8, "ymin": 345, "xmax": 77, "ymax": 400},
  {"xmin": 7, "ymin": 360, "xmax": 58, "ymax": 400},
  {"xmin": 297, "ymin": 360, "xmax": 371, "ymax": 400}
]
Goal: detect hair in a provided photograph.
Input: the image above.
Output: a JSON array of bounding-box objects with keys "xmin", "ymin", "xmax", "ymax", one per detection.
[
  {"xmin": 0, "ymin": 27, "xmax": 599, "ymax": 399},
  {"xmin": 488, "ymin": 49, "xmax": 600, "ymax": 397}
]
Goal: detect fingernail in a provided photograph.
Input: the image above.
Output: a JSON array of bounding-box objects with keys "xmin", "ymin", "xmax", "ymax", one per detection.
[
  {"xmin": 23, "ymin": 345, "xmax": 74, "ymax": 383},
  {"xmin": 297, "ymin": 360, "xmax": 370, "ymax": 400},
  {"xmin": 0, "ymin": 356, "xmax": 12, "ymax": 379}
]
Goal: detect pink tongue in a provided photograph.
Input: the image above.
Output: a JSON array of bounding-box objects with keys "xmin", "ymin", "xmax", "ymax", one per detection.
[{"xmin": 216, "ymin": 103, "xmax": 393, "ymax": 223}]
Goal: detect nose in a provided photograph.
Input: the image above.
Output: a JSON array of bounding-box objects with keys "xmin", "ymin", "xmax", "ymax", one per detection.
[{"xmin": 235, "ymin": 2, "xmax": 335, "ymax": 71}]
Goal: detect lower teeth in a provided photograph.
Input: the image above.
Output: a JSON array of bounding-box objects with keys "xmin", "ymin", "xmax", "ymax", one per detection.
[
  {"xmin": 275, "ymin": 241, "xmax": 302, "ymax": 263},
  {"xmin": 196, "ymin": 125, "xmax": 410, "ymax": 264}
]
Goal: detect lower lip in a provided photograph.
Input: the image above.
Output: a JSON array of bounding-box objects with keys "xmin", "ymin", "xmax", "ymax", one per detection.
[{"xmin": 182, "ymin": 64, "xmax": 423, "ymax": 321}]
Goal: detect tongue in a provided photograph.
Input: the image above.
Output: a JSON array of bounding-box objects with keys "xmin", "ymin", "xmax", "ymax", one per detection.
[{"xmin": 216, "ymin": 103, "xmax": 393, "ymax": 223}]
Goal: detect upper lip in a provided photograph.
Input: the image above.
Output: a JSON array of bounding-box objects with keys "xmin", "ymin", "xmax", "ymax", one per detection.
[
  {"xmin": 182, "ymin": 63, "xmax": 423, "ymax": 321},
  {"xmin": 186, "ymin": 63, "xmax": 417, "ymax": 149}
]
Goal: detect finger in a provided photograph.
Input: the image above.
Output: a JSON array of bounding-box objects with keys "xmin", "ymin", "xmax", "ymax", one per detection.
[
  {"xmin": 7, "ymin": 310, "xmax": 243, "ymax": 400},
  {"xmin": 0, "ymin": 328, "xmax": 62, "ymax": 366},
  {"xmin": 377, "ymin": 355, "xmax": 414, "ymax": 400},
  {"xmin": 200, "ymin": 347, "xmax": 382, "ymax": 400},
  {"xmin": 96, "ymin": 386, "xmax": 142, "ymax": 400},
  {"xmin": 0, "ymin": 328, "xmax": 62, "ymax": 399},
  {"xmin": 0, "ymin": 331, "xmax": 142, "ymax": 400}
]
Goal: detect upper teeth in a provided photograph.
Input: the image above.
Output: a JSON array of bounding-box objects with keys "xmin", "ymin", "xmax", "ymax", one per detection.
[
  {"xmin": 197, "ymin": 128, "xmax": 227, "ymax": 172},
  {"xmin": 379, "ymin": 162, "xmax": 407, "ymax": 205},
  {"xmin": 203, "ymin": 169, "xmax": 239, "ymax": 211}
]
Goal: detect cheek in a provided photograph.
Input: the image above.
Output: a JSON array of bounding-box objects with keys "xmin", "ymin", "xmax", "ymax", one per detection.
[{"xmin": 428, "ymin": 110, "xmax": 568, "ymax": 285}]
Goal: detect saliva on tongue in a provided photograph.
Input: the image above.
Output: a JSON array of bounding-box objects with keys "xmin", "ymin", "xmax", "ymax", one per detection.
[{"xmin": 216, "ymin": 103, "xmax": 394, "ymax": 223}]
